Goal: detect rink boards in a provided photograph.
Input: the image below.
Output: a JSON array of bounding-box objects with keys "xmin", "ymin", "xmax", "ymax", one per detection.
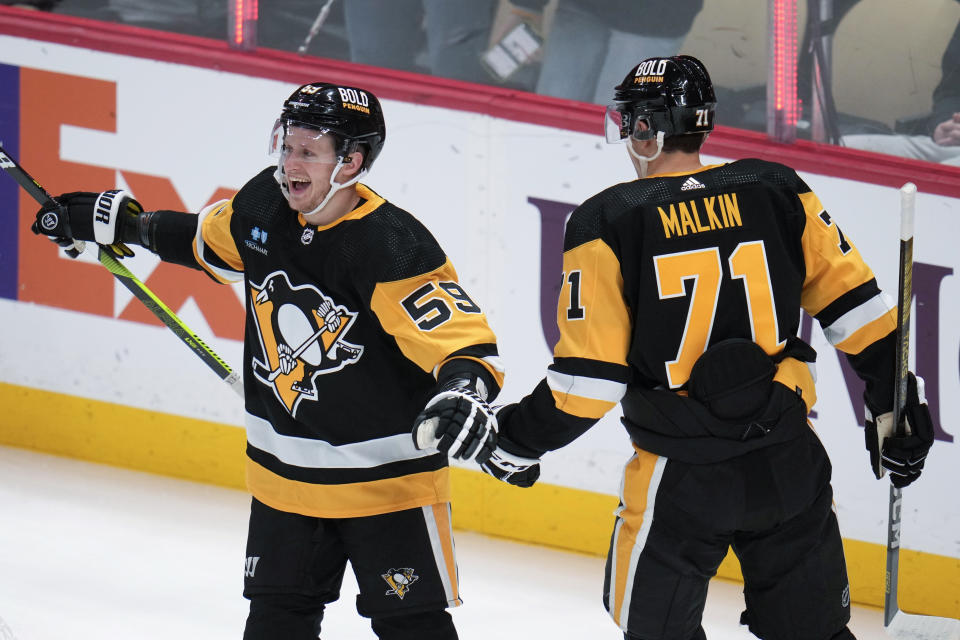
[{"xmin": 0, "ymin": 12, "xmax": 958, "ymax": 618}]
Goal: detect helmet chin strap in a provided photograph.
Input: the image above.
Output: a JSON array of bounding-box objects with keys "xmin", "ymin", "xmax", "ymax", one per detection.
[
  {"xmin": 274, "ymin": 157, "xmax": 368, "ymax": 217},
  {"xmin": 627, "ymin": 131, "xmax": 665, "ymax": 178}
]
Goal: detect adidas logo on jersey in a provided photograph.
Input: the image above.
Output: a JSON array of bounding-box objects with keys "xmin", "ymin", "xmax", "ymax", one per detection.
[{"xmin": 681, "ymin": 176, "xmax": 706, "ymax": 191}]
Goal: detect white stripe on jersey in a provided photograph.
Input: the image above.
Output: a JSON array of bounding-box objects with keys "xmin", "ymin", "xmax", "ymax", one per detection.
[
  {"xmin": 245, "ymin": 413, "xmax": 434, "ymax": 469},
  {"xmin": 547, "ymin": 369, "xmax": 627, "ymax": 403},
  {"xmin": 821, "ymin": 292, "xmax": 895, "ymax": 346},
  {"xmin": 195, "ymin": 199, "xmax": 244, "ymax": 283},
  {"xmin": 483, "ymin": 355, "xmax": 505, "ymax": 374}
]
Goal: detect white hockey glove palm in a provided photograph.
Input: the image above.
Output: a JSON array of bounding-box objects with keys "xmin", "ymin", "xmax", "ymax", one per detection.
[
  {"xmin": 864, "ymin": 372, "xmax": 935, "ymax": 488},
  {"xmin": 413, "ymin": 379, "xmax": 497, "ymax": 463}
]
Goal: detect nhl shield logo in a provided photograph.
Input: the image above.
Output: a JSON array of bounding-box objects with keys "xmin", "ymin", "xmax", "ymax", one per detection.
[
  {"xmin": 301, "ymin": 227, "xmax": 315, "ymax": 245},
  {"xmin": 382, "ymin": 568, "xmax": 419, "ymax": 599}
]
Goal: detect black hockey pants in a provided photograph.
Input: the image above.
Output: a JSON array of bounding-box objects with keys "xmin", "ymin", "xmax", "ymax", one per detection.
[{"xmin": 605, "ymin": 425, "xmax": 854, "ymax": 640}]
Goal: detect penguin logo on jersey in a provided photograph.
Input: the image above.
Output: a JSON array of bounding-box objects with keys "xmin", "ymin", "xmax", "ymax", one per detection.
[
  {"xmin": 250, "ymin": 271, "xmax": 364, "ymax": 415},
  {"xmin": 382, "ymin": 568, "xmax": 419, "ymax": 599}
]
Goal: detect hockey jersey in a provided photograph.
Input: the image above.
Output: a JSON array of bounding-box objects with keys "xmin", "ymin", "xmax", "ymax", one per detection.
[
  {"xmin": 191, "ymin": 169, "xmax": 503, "ymax": 518},
  {"xmin": 500, "ymin": 158, "xmax": 897, "ymax": 461}
]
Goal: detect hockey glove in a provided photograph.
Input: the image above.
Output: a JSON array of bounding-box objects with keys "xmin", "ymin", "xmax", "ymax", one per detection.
[
  {"xmin": 864, "ymin": 372, "xmax": 935, "ymax": 488},
  {"xmin": 413, "ymin": 378, "xmax": 498, "ymax": 463},
  {"xmin": 32, "ymin": 190, "xmax": 142, "ymax": 259},
  {"xmin": 479, "ymin": 435, "xmax": 541, "ymax": 488}
]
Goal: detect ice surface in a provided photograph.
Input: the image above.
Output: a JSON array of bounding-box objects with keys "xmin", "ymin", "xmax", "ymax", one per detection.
[{"xmin": 0, "ymin": 446, "xmax": 888, "ymax": 639}]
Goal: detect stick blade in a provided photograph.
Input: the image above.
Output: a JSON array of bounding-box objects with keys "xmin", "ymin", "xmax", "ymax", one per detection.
[{"xmin": 886, "ymin": 610, "xmax": 960, "ymax": 640}]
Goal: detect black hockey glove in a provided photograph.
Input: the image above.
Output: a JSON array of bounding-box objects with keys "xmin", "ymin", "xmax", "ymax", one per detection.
[
  {"xmin": 413, "ymin": 378, "xmax": 498, "ymax": 463},
  {"xmin": 32, "ymin": 190, "xmax": 142, "ymax": 259},
  {"xmin": 479, "ymin": 434, "xmax": 541, "ymax": 488},
  {"xmin": 864, "ymin": 372, "xmax": 935, "ymax": 488}
]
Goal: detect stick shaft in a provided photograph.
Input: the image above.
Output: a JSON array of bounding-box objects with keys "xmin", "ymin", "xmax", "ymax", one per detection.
[
  {"xmin": 885, "ymin": 182, "xmax": 916, "ymax": 626},
  {"xmin": 0, "ymin": 144, "xmax": 242, "ymax": 398}
]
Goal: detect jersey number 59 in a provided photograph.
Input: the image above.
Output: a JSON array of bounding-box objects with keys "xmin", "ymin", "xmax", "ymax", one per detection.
[{"xmin": 401, "ymin": 281, "xmax": 482, "ymax": 331}]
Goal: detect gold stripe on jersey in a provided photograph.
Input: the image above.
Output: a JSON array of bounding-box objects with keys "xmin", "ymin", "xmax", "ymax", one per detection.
[
  {"xmin": 246, "ymin": 459, "xmax": 451, "ymax": 519},
  {"xmin": 821, "ymin": 293, "xmax": 897, "ymax": 355},
  {"xmin": 370, "ymin": 259, "xmax": 499, "ymax": 380},
  {"xmin": 295, "ymin": 183, "xmax": 384, "ymax": 230},
  {"xmin": 609, "ymin": 448, "xmax": 666, "ymax": 629},
  {"xmin": 798, "ymin": 191, "xmax": 876, "ymax": 315},
  {"xmin": 196, "ymin": 198, "xmax": 244, "ymax": 283},
  {"xmin": 554, "ymin": 238, "xmax": 632, "ymax": 366},
  {"xmin": 834, "ymin": 311, "xmax": 897, "ymax": 355},
  {"xmin": 549, "ymin": 391, "xmax": 618, "ymax": 420},
  {"xmin": 774, "ymin": 356, "xmax": 818, "ymax": 413},
  {"xmin": 648, "ymin": 163, "xmax": 725, "ymax": 179},
  {"xmin": 547, "ymin": 369, "xmax": 626, "ymax": 419}
]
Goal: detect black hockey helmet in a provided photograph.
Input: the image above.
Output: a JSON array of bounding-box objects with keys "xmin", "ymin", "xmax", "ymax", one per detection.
[
  {"xmin": 604, "ymin": 55, "xmax": 716, "ymax": 143},
  {"xmin": 271, "ymin": 82, "xmax": 386, "ymax": 170}
]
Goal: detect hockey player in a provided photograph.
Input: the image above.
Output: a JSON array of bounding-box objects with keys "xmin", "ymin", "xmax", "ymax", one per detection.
[
  {"xmin": 415, "ymin": 56, "xmax": 937, "ymax": 640},
  {"xmin": 30, "ymin": 83, "xmax": 501, "ymax": 640}
]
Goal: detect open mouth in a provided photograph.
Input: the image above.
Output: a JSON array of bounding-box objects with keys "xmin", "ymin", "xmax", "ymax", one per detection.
[{"xmin": 289, "ymin": 176, "xmax": 311, "ymax": 195}]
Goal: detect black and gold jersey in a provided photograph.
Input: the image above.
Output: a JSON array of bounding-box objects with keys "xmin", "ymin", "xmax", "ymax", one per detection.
[
  {"xmin": 501, "ymin": 158, "xmax": 897, "ymax": 458},
  {"xmin": 192, "ymin": 168, "xmax": 503, "ymax": 518}
]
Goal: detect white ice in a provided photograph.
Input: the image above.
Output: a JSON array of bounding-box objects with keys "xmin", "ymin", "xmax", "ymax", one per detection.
[{"xmin": 0, "ymin": 445, "xmax": 888, "ymax": 639}]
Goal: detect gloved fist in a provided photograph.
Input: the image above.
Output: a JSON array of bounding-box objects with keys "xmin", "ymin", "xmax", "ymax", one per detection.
[
  {"xmin": 479, "ymin": 435, "xmax": 541, "ymax": 488},
  {"xmin": 413, "ymin": 380, "xmax": 497, "ymax": 463},
  {"xmin": 317, "ymin": 300, "xmax": 341, "ymax": 332},
  {"xmin": 32, "ymin": 190, "xmax": 142, "ymax": 259},
  {"xmin": 865, "ymin": 372, "xmax": 935, "ymax": 488}
]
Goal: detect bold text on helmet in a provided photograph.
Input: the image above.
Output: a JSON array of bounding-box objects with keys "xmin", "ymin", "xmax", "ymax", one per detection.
[
  {"xmin": 338, "ymin": 88, "xmax": 369, "ymax": 108},
  {"xmin": 635, "ymin": 59, "xmax": 668, "ymax": 77}
]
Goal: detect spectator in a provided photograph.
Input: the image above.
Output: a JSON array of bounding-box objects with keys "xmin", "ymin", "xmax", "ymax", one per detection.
[
  {"xmin": 843, "ymin": 19, "xmax": 960, "ymax": 165},
  {"xmin": 507, "ymin": 0, "xmax": 704, "ymax": 104},
  {"xmin": 342, "ymin": 0, "xmax": 498, "ymax": 84}
]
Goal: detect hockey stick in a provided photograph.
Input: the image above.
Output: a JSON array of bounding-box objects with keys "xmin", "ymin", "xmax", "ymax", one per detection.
[
  {"xmin": 883, "ymin": 183, "xmax": 960, "ymax": 640},
  {"xmin": 0, "ymin": 145, "xmax": 243, "ymax": 398},
  {"xmin": 260, "ymin": 324, "xmax": 328, "ymax": 382},
  {"xmin": 297, "ymin": 0, "xmax": 336, "ymax": 54}
]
